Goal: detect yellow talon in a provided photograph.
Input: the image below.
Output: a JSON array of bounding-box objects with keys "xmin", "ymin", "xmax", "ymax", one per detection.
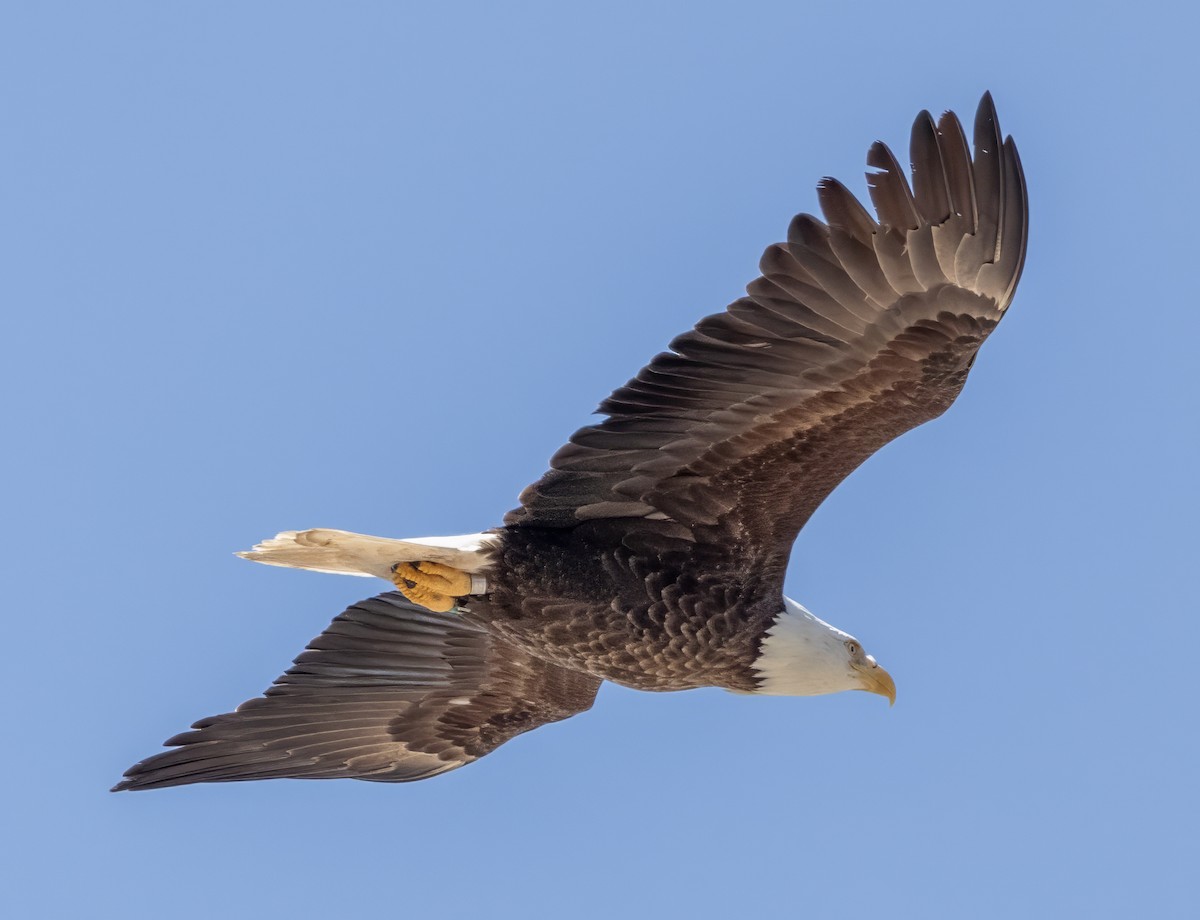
[{"xmin": 391, "ymin": 561, "xmax": 472, "ymax": 613}]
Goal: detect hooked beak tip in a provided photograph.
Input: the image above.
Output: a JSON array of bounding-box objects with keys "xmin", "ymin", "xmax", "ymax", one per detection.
[{"xmin": 857, "ymin": 663, "xmax": 896, "ymax": 706}]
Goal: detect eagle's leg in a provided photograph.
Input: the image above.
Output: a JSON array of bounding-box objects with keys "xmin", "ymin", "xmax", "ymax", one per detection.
[{"xmin": 391, "ymin": 561, "xmax": 472, "ymax": 613}]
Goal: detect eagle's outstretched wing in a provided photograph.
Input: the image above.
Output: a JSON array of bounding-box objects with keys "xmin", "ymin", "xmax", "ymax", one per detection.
[
  {"xmin": 508, "ymin": 94, "xmax": 1027, "ymax": 575},
  {"xmin": 114, "ymin": 594, "xmax": 600, "ymax": 790}
]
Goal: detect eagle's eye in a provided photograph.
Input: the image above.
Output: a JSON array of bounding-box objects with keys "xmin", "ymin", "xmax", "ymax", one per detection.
[{"xmin": 845, "ymin": 641, "xmax": 859, "ymax": 656}]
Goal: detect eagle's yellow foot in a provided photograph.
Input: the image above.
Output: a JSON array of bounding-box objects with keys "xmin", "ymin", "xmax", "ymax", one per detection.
[{"xmin": 391, "ymin": 561, "xmax": 473, "ymax": 613}]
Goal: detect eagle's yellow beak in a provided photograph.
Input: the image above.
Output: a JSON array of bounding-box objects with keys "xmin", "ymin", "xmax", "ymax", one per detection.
[{"xmin": 854, "ymin": 661, "xmax": 896, "ymax": 706}]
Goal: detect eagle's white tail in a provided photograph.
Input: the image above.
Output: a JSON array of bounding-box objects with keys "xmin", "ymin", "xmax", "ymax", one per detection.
[{"xmin": 236, "ymin": 528, "xmax": 499, "ymax": 583}]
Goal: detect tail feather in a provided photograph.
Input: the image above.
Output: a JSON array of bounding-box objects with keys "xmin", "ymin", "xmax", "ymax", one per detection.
[{"xmin": 236, "ymin": 528, "xmax": 499, "ymax": 580}]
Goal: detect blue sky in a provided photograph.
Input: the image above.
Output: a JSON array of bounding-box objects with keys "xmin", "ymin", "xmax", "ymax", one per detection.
[{"xmin": 5, "ymin": 2, "xmax": 1197, "ymax": 917}]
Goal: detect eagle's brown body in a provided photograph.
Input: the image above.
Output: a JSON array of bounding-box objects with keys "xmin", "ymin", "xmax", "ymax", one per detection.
[{"xmin": 480, "ymin": 525, "xmax": 780, "ymax": 693}]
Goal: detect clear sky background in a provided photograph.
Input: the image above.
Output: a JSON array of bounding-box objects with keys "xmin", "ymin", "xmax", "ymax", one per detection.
[{"xmin": 5, "ymin": 2, "xmax": 1197, "ymax": 917}]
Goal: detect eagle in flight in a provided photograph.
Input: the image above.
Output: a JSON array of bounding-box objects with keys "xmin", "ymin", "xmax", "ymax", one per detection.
[{"xmin": 116, "ymin": 94, "xmax": 1027, "ymax": 791}]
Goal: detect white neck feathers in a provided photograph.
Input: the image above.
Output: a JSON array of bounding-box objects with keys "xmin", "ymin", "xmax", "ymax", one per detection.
[{"xmin": 752, "ymin": 598, "xmax": 858, "ymax": 697}]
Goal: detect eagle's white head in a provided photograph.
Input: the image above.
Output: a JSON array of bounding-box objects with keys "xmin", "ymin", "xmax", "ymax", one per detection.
[{"xmin": 751, "ymin": 597, "xmax": 896, "ymax": 703}]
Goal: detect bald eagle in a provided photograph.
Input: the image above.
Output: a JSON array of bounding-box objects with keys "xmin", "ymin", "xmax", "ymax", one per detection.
[{"xmin": 115, "ymin": 94, "xmax": 1026, "ymax": 791}]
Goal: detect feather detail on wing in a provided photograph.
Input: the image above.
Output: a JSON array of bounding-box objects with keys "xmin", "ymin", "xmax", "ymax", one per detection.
[
  {"xmin": 114, "ymin": 594, "xmax": 599, "ymax": 790},
  {"xmin": 507, "ymin": 94, "xmax": 1027, "ymax": 568}
]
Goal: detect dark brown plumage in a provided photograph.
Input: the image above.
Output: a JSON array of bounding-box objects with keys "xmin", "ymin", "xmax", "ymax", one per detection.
[
  {"xmin": 116, "ymin": 594, "xmax": 599, "ymax": 789},
  {"xmin": 508, "ymin": 94, "xmax": 1025, "ymax": 552},
  {"xmin": 117, "ymin": 94, "xmax": 1027, "ymax": 791}
]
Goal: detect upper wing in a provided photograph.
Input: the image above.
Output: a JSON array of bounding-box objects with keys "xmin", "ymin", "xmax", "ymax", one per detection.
[
  {"xmin": 507, "ymin": 95, "xmax": 1027, "ymax": 567},
  {"xmin": 114, "ymin": 593, "xmax": 600, "ymax": 790}
]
